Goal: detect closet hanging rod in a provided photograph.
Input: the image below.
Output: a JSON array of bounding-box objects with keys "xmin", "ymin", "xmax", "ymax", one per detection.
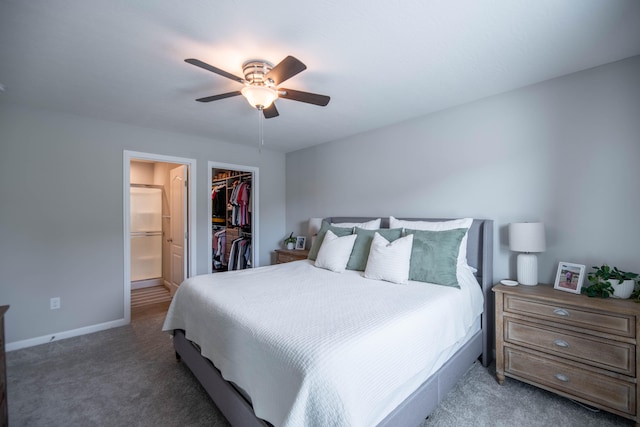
[{"xmin": 212, "ymin": 172, "xmax": 252, "ymax": 182}]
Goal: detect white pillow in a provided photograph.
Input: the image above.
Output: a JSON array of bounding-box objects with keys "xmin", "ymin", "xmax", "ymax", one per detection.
[
  {"xmin": 364, "ymin": 232, "xmax": 414, "ymax": 284},
  {"xmin": 331, "ymin": 218, "xmax": 381, "ymax": 230},
  {"xmin": 314, "ymin": 230, "xmax": 358, "ymax": 273},
  {"xmin": 389, "ymin": 217, "xmax": 473, "ymax": 266}
]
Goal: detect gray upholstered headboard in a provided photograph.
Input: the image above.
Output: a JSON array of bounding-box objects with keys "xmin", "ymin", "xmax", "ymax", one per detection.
[{"xmin": 325, "ymin": 216, "xmax": 494, "ymax": 365}]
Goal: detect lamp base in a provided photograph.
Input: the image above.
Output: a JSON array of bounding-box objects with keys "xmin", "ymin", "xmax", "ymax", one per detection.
[{"xmin": 517, "ymin": 253, "xmax": 539, "ymax": 286}]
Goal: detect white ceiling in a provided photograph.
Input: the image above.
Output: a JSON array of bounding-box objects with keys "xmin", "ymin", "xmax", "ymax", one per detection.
[{"xmin": 1, "ymin": 1, "xmax": 639, "ymax": 153}]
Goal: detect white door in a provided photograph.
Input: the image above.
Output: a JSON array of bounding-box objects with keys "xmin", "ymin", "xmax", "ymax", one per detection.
[{"xmin": 169, "ymin": 165, "xmax": 187, "ymax": 294}]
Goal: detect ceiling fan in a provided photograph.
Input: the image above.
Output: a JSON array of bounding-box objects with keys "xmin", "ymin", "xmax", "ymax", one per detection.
[{"xmin": 185, "ymin": 56, "xmax": 330, "ymax": 119}]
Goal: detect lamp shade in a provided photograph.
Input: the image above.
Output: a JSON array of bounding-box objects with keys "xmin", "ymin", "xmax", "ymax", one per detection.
[
  {"xmin": 509, "ymin": 222, "xmax": 546, "ymax": 253},
  {"xmin": 308, "ymin": 217, "xmax": 323, "ymax": 236},
  {"xmin": 241, "ymin": 85, "xmax": 277, "ymax": 109}
]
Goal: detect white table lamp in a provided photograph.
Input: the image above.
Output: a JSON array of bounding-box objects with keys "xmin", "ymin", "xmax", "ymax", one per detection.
[{"xmin": 509, "ymin": 222, "xmax": 546, "ymax": 286}]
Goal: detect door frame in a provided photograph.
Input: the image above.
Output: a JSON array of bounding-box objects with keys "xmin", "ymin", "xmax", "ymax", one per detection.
[
  {"xmin": 208, "ymin": 161, "xmax": 259, "ymax": 273},
  {"xmin": 123, "ymin": 150, "xmax": 197, "ymax": 323}
]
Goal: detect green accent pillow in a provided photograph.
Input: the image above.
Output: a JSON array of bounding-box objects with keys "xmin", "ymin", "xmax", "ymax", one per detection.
[
  {"xmin": 346, "ymin": 227, "xmax": 403, "ymax": 271},
  {"xmin": 308, "ymin": 221, "xmax": 354, "ymax": 261},
  {"xmin": 405, "ymin": 228, "xmax": 467, "ymax": 288}
]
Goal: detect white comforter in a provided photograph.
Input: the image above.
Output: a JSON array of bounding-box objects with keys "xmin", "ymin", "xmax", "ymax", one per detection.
[{"xmin": 162, "ymin": 260, "xmax": 484, "ymax": 427}]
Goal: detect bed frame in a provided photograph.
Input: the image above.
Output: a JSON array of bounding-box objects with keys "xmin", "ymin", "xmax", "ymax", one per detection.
[{"xmin": 173, "ymin": 217, "xmax": 493, "ymax": 426}]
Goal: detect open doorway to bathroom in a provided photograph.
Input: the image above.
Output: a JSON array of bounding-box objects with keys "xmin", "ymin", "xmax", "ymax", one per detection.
[{"xmin": 124, "ymin": 151, "xmax": 196, "ymax": 323}]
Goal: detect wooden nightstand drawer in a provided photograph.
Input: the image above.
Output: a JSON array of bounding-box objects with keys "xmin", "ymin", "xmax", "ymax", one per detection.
[
  {"xmin": 505, "ymin": 347, "xmax": 636, "ymax": 415},
  {"xmin": 504, "ymin": 294, "xmax": 635, "ymax": 338},
  {"xmin": 275, "ymin": 249, "xmax": 309, "ymax": 264},
  {"xmin": 504, "ymin": 318, "xmax": 635, "ymax": 376},
  {"xmin": 277, "ymin": 253, "xmax": 302, "ymax": 263}
]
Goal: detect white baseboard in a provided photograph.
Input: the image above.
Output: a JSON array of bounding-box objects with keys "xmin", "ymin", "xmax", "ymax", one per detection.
[
  {"xmin": 6, "ymin": 317, "xmax": 128, "ymax": 352},
  {"xmin": 131, "ymin": 278, "xmax": 163, "ymax": 290}
]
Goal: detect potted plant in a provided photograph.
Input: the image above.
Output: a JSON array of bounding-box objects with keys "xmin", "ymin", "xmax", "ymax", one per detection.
[
  {"xmin": 284, "ymin": 232, "xmax": 297, "ymax": 250},
  {"xmin": 582, "ymin": 264, "xmax": 639, "ymax": 299}
]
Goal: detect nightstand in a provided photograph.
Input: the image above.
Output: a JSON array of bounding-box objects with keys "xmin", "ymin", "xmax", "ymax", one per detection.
[
  {"xmin": 494, "ymin": 283, "xmax": 640, "ymax": 424},
  {"xmin": 274, "ymin": 249, "xmax": 309, "ymax": 264}
]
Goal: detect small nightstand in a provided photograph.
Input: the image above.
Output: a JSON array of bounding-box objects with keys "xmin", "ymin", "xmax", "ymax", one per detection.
[
  {"xmin": 274, "ymin": 249, "xmax": 309, "ymax": 264},
  {"xmin": 494, "ymin": 283, "xmax": 640, "ymax": 424}
]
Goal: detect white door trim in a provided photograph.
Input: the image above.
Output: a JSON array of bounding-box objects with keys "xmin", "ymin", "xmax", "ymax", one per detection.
[
  {"xmin": 123, "ymin": 150, "xmax": 197, "ymax": 324},
  {"xmin": 208, "ymin": 161, "xmax": 259, "ymax": 273}
]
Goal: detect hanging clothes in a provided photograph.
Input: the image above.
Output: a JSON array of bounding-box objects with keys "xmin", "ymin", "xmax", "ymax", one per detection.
[
  {"xmin": 227, "ymin": 236, "xmax": 251, "ymax": 271},
  {"xmin": 211, "ymin": 183, "xmax": 226, "ymax": 224},
  {"xmin": 211, "ymin": 171, "xmax": 253, "ymax": 272},
  {"xmin": 212, "ymin": 228, "xmax": 227, "ymax": 270},
  {"xmin": 228, "ymin": 180, "xmax": 251, "ymax": 227}
]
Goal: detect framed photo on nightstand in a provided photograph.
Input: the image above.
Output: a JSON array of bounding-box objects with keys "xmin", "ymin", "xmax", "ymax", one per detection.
[
  {"xmin": 554, "ymin": 262, "xmax": 586, "ymax": 294},
  {"xmin": 295, "ymin": 236, "xmax": 306, "ymax": 250}
]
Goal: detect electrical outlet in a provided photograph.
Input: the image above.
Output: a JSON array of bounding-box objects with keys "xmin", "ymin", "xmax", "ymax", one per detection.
[{"xmin": 50, "ymin": 297, "xmax": 60, "ymax": 310}]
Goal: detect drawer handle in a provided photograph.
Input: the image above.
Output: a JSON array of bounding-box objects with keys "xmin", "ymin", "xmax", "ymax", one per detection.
[
  {"xmin": 553, "ymin": 339, "xmax": 569, "ymax": 348},
  {"xmin": 554, "ymin": 373, "xmax": 569, "ymax": 382},
  {"xmin": 553, "ymin": 308, "xmax": 570, "ymax": 317}
]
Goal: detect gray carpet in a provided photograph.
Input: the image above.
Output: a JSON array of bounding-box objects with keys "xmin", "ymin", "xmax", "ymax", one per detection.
[{"xmin": 7, "ymin": 312, "xmax": 633, "ymax": 427}]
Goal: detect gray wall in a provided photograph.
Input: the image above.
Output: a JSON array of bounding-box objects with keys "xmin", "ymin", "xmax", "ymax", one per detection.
[
  {"xmin": 0, "ymin": 103, "xmax": 286, "ymax": 344},
  {"xmin": 286, "ymin": 56, "xmax": 640, "ymax": 285},
  {"xmin": 2, "ymin": 55, "xmax": 638, "ymax": 346}
]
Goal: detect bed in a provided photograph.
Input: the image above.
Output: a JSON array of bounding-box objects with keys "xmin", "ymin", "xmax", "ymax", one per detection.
[{"xmin": 163, "ymin": 217, "xmax": 493, "ymax": 426}]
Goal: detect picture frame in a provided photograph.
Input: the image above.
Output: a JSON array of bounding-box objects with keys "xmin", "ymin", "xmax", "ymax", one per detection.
[
  {"xmin": 295, "ymin": 236, "xmax": 306, "ymax": 250},
  {"xmin": 554, "ymin": 262, "xmax": 586, "ymax": 294}
]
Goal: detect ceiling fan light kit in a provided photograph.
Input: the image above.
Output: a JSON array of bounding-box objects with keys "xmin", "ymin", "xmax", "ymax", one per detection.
[
  {"xmin": 185, "ymin": 55, "xmax": 330, "ymax": 119},
  {"xmin": 241, "ymin": 85, "xmax": 277, "ymax": 109}
]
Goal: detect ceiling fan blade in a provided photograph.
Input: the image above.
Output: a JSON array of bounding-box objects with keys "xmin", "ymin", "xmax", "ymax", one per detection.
[
  {"xmin": 263, "ymin": 103, "xmax": 279, "ymax": 119},
  {"xmin": 196, "ymin": 91, "xmax": 242, "ymax": 102},
  {"xmin": 278, "ymin": 88, "xmax": 330, "ymax": 106},
  {"xmin": 185, "ymin": 58, "xmax": 245, "ymax": 84},
  {"xmin": 264, "ymin": 56, "xmax": 307, "ymax": 86}
]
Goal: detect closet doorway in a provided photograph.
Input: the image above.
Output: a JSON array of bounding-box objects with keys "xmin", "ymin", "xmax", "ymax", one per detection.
[
  {"xmin": 209, "ymin": 161, "xmax": 259, "ymax": 273},
  {"xmin": 124, "ymin": 151, "xmax": 196, "ymax": 323}
]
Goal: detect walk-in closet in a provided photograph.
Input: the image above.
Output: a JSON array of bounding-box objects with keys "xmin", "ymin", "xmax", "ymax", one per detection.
[{"xmin": 211, "ymin": 167, "xmax": 254, "ymax": 272}]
